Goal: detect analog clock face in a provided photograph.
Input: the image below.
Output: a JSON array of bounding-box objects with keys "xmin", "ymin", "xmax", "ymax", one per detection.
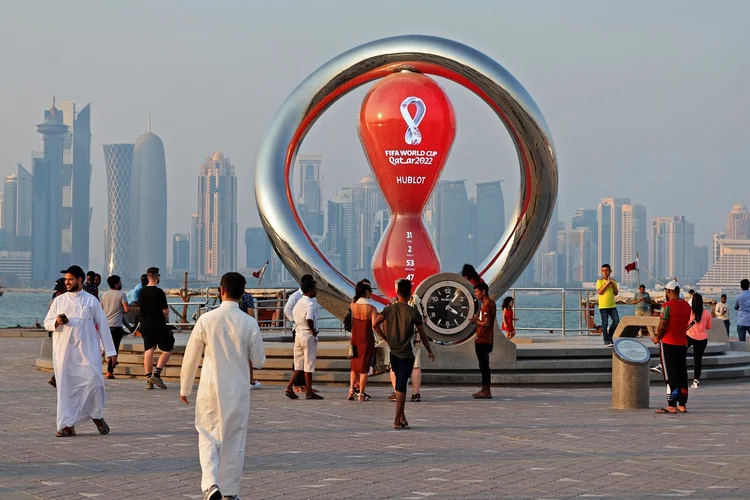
[{"xmin": 424, "ymin": 282, "xmax": 474, "ymax": 334}]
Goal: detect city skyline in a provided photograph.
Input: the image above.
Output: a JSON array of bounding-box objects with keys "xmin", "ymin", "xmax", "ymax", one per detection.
[{"xmin": 3, "ymin": 2, "xmax": 749, "ymax": 277}]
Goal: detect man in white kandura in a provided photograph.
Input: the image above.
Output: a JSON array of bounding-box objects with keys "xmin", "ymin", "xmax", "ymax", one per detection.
[
  {"xmin": 180, "ymin": 272, "xmax": 266, "ymax": 500},
  {"xmin": 44, "ymin": 265, "xmax": 117, "ymax": 437}
]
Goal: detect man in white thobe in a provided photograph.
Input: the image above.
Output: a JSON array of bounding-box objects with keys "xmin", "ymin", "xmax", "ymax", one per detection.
[
  {"xmin": 283, "ymin": 274, "xmax": 314, "ymax": 391},
  {"xmin": 180, "ymin": 272, "xmax": 266, "ymax": 500},
  {"xmin": 44, "ymin": 265, "xmax": 117, "ymax": 437}
]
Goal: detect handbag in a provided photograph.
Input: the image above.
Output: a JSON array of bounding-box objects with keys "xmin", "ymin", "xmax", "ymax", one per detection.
[{"xmin": 347, "ymin": 344, "xmax": 357, "ymax": 358}]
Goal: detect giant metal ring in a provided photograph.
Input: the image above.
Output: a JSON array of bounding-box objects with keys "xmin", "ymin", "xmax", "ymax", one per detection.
[{"xmin": 256, "ymin": 35, "xmax": 557, "ymax": 319}]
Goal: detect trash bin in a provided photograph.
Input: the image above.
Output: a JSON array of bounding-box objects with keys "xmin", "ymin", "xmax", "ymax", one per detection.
[{"xmin": 612, "ymin": 338, "xmax": 651, "ymax": 409}]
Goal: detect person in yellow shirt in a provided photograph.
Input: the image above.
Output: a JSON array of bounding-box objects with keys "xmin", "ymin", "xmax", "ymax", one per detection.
[{"xmin": 596, "ymin": 264, "xmax": 619, "ymax": 347}]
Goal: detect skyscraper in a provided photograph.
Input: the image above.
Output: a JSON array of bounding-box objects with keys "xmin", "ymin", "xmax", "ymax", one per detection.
[
  {"xmin": 245, "ymin": 227, "xmax": 272, "ymax": 270},
  {"xmin": 725, "ymin": 203, "xmax": 749, "ymax": 240},
  {"xmin": 572, "ymin": 209, "xmax": 597, "ymax": 242},
  {"xmin": 352, "ymin": 176, "xmax": 385, "ymax": 273},
  {"xmin": 650, "ymin": 215, "xmax": 695, "ymax": 282},
  {"xmin": 103, "ymin": 144, "xmax": 134, "ymax": 278},
  {"xmin": 57, "ymin": 101, "xmax": 92, "ymax": 269},
  {"xmin": 296, "ymin": 155, "xmax": 324, "ymax": 236},
  {"xmin": 196, "ymin": 151, "xmax": 237, "ymax": 278},
  {"xmin": 15, "ymin": 164, "xmax": 32, "ymax": 250},
  {"xmin": 2, "ymin": 174, "xmax": 17, "ymax": 249},
  {"xmin": 434, "ymin": 180, "xmax": 471, "ymax": 272},
  {"xmin": 598, "ymin": 198, "xmax": 630, "ymax": 277},
  {"xmin": 621, "ymin": 203, "xmax": 648, "ymax": 287},
  {"xmin": 190, "ymin": 213, "xmax": 198, "ymax": 273},
  {"xmin": 558, "ymin": 228, "xmax": 593, "ymax": 283},
  {"xmin": 32, "ymin": 99, "xmax": 68, "ymax": 286},
  {"xmin": 474, "ymin": 180, "xmax": 505, "ymax": 264},
  {"xmin": 326, "ymin": 188, "xmax": 355, "ymax": 276},
  {"xmin": 130, "ymin": 114, "xmax": 167, "ymax": 276},
  {"xmin": 172, "ymin": 233, "xmax": 190, "ymax": 273}
]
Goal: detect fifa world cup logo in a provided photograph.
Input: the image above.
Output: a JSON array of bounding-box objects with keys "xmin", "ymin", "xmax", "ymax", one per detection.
[{"xmin": 358, "ymin": 72, "xmax": 456, "ymax": 298}]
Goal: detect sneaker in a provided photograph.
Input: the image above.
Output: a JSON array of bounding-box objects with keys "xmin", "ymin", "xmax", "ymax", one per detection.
[
  {"xmin": 148, "ymin": 374, "xmax": 168, "ymax": 390},
  {"xmin": 106, "ymin": 373, "xmax": 115, "ymax": 380},
  {"xmin": 691, "ymin": 380, "xmax": 700, "ymax": 389},
  {"xmin": 250, "ymin": 381, "xmax": 261, "ymax": 390},
  {"xmin": 145, "ymin": 380, "xmax": 154, "ymax": 390},
  {"xmin": 204, "ymin": 485, "xmax": 222, "ymax": 500},
  {"xmin": 411, "ymin": 393, "xmax": 421, "ymax": 402},
  {"xmin": 605, "ymin": 341, "xmax": 614, "ymax": 347},
  {"xmin": 387, "ymin": 392, "xmax": 397, "ymax": 402},
  {"xmin": 650, "ymin": 364, "xmax": 663, "ymax": 374}
]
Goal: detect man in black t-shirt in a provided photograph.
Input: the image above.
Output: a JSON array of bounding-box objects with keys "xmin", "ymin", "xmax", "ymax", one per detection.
[{"xmin": 139, "ymin": 267, "xmax": 174, "ymax": 390}]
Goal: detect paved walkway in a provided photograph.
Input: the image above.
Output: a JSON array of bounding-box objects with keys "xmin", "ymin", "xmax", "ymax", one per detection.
[{"xmin": 2, "ymin": 338, "xmax": 750, "ymax": 499}]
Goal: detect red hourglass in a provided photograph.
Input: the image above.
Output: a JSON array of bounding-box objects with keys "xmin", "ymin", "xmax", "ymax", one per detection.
[{"xmin": 358, "ymin": 71, "xmax": 456, "ymax": 298}]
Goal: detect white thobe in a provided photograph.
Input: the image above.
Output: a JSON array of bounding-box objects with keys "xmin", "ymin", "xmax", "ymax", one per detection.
[
  {"xmin": 44, "ymin": 290, "xmax": 116, "ymax": 431},
  {"xmin": 180, "ymin": 301, "xmax": 266, "ymax": 496}
]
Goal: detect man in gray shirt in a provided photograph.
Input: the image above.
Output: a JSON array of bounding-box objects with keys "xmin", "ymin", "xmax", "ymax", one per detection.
[
  {"xmin": 100, "ymin": 275, "xmax": 129, "ymax": 379},
  {"xmin": 633, "ymin": 284, "xmax": 652, "ymax": 337}
]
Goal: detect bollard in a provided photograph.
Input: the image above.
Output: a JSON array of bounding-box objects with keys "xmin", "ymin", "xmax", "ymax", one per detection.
[{"xmin": 612, "ymin": 338, "xmax": 651, "ymax": 409}]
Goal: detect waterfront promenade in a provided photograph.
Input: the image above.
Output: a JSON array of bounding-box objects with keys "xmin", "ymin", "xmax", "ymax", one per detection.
[{"xmin": 3, "ymin": 337, "xmax": 750, "ymax": 499}]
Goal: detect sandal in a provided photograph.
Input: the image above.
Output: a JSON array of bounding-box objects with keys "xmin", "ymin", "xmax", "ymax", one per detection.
[
  {"xmin": 677, "ymin": 406, "xmax": 687, "ymax": 413},
  {"xmin": 284, "ymin": 389, "xmax": 299, "ymax": 400},
  {"xmin": 358, "ymin": 394, "xmax": 369, "ymax": 401},
  {"xmin": 348, "ymin": 391, "xmax": 355, "ymax": 401},
  {"xmin": 93, "ymin": 418, "xmax": 110, "ymax": 435},
  {"xmin": 655, "ymin": 407, "xmax": 678, "ymax": 414},
  {"xmin": 55, "ymin": 426, "xmax": 76, "ymax": 437}
]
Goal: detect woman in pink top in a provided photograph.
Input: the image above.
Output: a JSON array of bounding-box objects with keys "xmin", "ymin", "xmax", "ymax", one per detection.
[{"xmin": 687, "ymin": 293, "xmax": 711, "ymax": 389}]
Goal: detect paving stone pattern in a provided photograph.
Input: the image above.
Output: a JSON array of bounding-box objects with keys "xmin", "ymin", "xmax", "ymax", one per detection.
[{"xmin": 1, "ymin": 338, "xmax": 750, "ymax": 499}]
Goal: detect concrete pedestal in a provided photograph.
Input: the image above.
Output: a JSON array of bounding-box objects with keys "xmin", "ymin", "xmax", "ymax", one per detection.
[{"xmin": 612, "ymin": 355, "xmax": 650, "ymax": 409}]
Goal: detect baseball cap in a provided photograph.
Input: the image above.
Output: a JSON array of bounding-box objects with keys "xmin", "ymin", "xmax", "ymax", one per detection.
[
  {"xmin": 665, "ymin": 280, "xmax": 680, "ymax": 291},
  {"xmin": 61, "ymin": 265, "xmax": 86, "ymax": 280},
  {"xmin": 53, "ymin": 278, "xmax": 66, "ymax": 291}
]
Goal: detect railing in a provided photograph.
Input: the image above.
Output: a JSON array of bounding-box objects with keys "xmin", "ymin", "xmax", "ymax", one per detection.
[
  {"xmin": 509, "ymin": 287, "xmax": 598, "ymax": 336},
  {"xmin": 163, "ymin": 286, "xmax": 597, "ymax": 338}
]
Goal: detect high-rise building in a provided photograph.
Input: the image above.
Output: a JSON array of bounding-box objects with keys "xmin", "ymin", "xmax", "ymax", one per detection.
[
  {"xmin": 326, "ymin": 187, "xmax": 355, "ymax": 276},
  {"xmin": 694, "ymin": 245, "xmax": 709, "ymax": 282},
  {"xmin": 650, "ymin": 215, "xmax": 695, "ymax": 283},
  {"xmin": 698, "ymin": 239, "xmax": 750, "ymax": 293},
  {"xmin": 196, "ymin": 151, "xmax": 237, "ymax": 278},
  {"xmin": 598, "ymin": 198, "xmax": 630, "ymax": 278},
  {"xmin": 725, "ymin": 203, "xmax": 749, "ymax": 240},
  {"xmin": 558, "ymin": 228, "xmax": 593, "ymax": 284},
  {"xmin": 2, "ymin": 174, "xmax": 17, "ymax": 249},
  {"xmin": 102, "ymin": 144, "xmax": 134, "ymax": 278},
  {"xmin": 172, "ymin": 233, "xmax": 190, "ymax": 273},
  {"xmin": 435, "ymin": 180, "xmax": 471, "ymax": 272},
  {"xmin": 712, "ymin": 233, "xmax": 725, "ymax": 266},
  {"xmin": 57, "ymin": 101, "xmax": 92, "ymax": 269},
  {"xmin": 296, "ymin": 155, "xmax": 324, "ymax": 236},
  {"xmin": 541, "ymin": 251, "xmax": 565, "ymax": 286},
  {"xmin": 245, "ymin": 227, "xmax": 273, "ymax": 271},
  {"xmin": 474, "ymin": 180, "xmax": 505, "ymax": 265},
  {"xmin": 190, "ymin": 213, "xmax": 198, "ymax": 274},
  {"xmin": 0, "ymin": 192, "xmax": 4, "ymax": 231},
  {"xmin": 572, "ymin": 208, "xmax": 597, "ymax": 242},
  {"xmin": 621, "ymin": 203, "xmax": 648, "ymax": 287},
  {"xmin": 32, "ymin": 99, "xmax": 68, "ymax": 286},
  {"xmin": 15, "ymin": 164, "xmax": 32, "ymax": 250},
  {"xmin": 130, "ymin": 114, "xmax": 167, "ymax": 276},
  {"xmin": 352, "ymin": 176, "xmax": 385, "ymax": 273}
]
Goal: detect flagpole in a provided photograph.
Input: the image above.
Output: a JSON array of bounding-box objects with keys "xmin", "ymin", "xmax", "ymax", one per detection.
[
  {"xmin": 257, "ymin": 261, "xmax": 269, "ymax": 287},
  {"xmin": 636, "ymin": 253, "xmax": 641, "ymax": 289}
]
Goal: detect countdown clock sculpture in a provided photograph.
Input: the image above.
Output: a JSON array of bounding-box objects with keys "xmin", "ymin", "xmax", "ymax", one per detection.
[{"xmin": 255, "ymin": 35, "xmax": 558, "ymax": 333}]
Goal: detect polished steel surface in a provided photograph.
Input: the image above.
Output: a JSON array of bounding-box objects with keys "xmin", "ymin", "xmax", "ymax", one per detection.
[{"xmin": 256, "ymin": 35, "xmax": 558, "ymax": 320}]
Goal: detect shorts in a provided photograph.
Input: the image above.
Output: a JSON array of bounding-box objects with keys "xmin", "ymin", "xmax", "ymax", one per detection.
[
  {"xmin": 294, "ymin": 335, "xmax": 318, "ymax": 372},
  {"xmin": 390, "ymin": 354, "xmax": 415, "ymax": 394},
  {"xmin": 141, "ymin": 328, "xmax": 175, "ymax": 352}
]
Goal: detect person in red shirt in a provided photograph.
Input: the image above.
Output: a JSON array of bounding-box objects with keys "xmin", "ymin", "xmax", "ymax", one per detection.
[
  {"xmin": 652, "ymin": 280, "xmax": 692, "ymax": 414},
  {"xmin": 469, "ymin": 282, "xmax": 496, "ymax": 399},
  {"xmin": 501, "ymin": 297, "xmax": 517, "ymax": 339}
]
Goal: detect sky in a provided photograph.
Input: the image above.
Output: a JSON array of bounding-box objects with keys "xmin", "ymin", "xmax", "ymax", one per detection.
[{"xmin": 1, "ymin": 0, "xmax": 749, "ymax": 271}]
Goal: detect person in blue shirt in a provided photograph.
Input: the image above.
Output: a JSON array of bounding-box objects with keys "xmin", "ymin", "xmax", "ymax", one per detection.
[
  {"xmin": 126, "ymin": 274, "xmax": 149, "ymax": 305},
  {"xmin": 734, "ymin": 279, "xmax": 750, "ymax": 342}
]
